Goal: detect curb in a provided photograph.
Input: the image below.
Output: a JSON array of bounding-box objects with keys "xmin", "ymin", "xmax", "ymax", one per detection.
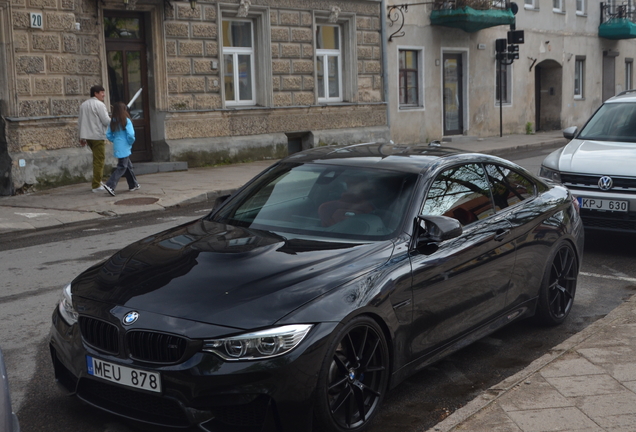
[
  {"xmin": 425, "ymin": 293, "xmax": 636, "ymax": 432},
  {"xmin": 481, "ymin": 138, "xmax": 567, "ymax": 157}
]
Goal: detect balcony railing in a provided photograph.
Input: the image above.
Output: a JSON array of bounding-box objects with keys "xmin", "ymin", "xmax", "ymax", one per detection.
[
  {"xmin": 430, "ymin": 0, "xmax": 515, "ymax": 32},
  {"xmin": 599, "ymin": 1, "xmax": 636, "ymax": 39}
]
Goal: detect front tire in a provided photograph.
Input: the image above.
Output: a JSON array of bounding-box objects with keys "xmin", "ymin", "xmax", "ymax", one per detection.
[
  {"xmin": 313, "ymin": 316, "xmax": 390, "ymax": 432},
  {"xmin": 533, "ymin": 241, "xmax": 578, "ymax": 326}
]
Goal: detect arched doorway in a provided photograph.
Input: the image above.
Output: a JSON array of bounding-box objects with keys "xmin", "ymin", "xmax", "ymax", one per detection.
[{"xmin": 534, "ymin": 60, "xmax": 563, "ymax": 131}]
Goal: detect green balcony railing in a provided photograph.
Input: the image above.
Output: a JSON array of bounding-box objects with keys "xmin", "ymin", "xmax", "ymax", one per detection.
[
  {"xmin": 430, "ymin": 0, "xmax": 515, "ymax": 32},
  {"xmin": 599, "ymin": 2, "xmax": 636, "ymax": 39}
]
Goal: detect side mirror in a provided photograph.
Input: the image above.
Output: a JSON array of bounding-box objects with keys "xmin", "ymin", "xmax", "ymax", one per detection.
[
  {"xmin": 563, "ymin": 126, "xmax": 578, "ymax": 140},
  {"xmin": 213, "ymin": 194, "xmax": 230, "ymax": 210},
  {"xmin": 415, "ymin": 215, "xmax": 462, "ymax": 245}
]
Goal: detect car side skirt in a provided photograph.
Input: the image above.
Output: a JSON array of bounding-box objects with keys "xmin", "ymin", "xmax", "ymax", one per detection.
[{"xmin": 389, "ymin": 298, "xmax": 538, "ymax": 389}]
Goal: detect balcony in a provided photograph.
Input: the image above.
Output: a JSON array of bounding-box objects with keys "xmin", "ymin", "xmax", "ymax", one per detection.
[
  {"xmin": 430, "ymin": 0, "xmax": 515, "ymax": 33},
  {"xmin": 599, "ymin": 2, "xmax": 636, "ymax": 39}
]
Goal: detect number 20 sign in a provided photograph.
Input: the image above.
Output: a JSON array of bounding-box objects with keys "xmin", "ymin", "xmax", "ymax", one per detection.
[{"xmin": 30, "ymin": 12, "xmax": 43, "ymax": 29}]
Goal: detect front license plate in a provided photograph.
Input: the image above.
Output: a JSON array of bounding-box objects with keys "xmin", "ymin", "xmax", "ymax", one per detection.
[
  {"xmin": 86, "ymin": 356, "xmax": 161, "ymax": 393},
  {"xmin": 577, "ymin": 197, "xmax": 628, "ymax": 212}
]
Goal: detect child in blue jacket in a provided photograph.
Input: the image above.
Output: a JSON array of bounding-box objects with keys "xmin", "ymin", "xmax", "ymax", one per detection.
[{"xmin": 103, "ymin": 102, "xmax": 139, "ymax": 196}]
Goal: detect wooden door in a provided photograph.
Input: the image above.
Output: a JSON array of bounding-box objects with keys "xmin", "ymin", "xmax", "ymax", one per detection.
[{"xmin": 104, "ymin": 12, "xmax": 152, "ymax": 162}]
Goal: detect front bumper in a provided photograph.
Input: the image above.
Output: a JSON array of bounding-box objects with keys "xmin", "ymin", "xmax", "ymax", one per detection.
[
  {"xmin": 570, "ymin": 189, "xmax": 636, "ymax": 232},
  {"xmin": 49, "ymin": 306, "xmax": 336, "ymax": 432}
]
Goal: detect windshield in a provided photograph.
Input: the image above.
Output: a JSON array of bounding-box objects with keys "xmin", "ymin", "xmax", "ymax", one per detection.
[
  {"xmin": 211, "ymin": 163, "xmax": 417, "ymax": 241},
  {"xmin": 578, "ymin": 102, "xmax": 636, "ymax": 142}
]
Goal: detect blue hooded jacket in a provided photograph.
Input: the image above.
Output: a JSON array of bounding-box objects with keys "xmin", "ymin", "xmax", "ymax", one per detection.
[{"xmin": 106, "ymin": 118, "xmax": 135, "ymax": 159}]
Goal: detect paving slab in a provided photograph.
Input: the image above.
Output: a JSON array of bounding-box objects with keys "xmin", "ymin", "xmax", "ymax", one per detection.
[{"xmin": 428, "ymin": 295, "xmax": 636, "ymax": 432}]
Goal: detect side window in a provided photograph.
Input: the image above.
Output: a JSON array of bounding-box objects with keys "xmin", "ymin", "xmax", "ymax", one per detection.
[
  {"xmin": 316, "ymin": 25, "xmax": 342, "ymax": 102},
  {"xmin": 314, "ymin": 13, "xmax": 357, "ymax": 103},
  {"xmin": 399, "ymin": 48, "xmax": 423, "ymax": 108},
  {"xmin": 574, "ymin": 57, "xmax": 585, "ymax": 99},
  {"xmin": 422, "ymin": 164, "xmax": 495, "ymax": 226},
  {"xmin": 219, "ymin": 5, "xmax": 273, "ymax": 108},
  {"xmin": 485, "ymin": 164, "xmax": 535, "ymax": 210},
  {"xmin": 222, "ymin": 20, "xmax": 255, "ymax": 106}
]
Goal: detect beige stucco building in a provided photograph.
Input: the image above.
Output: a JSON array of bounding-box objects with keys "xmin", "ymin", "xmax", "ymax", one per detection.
[
  {"xmin": 386, "ymin": 0, "xmax": 636, "ymax": 144},
  {"xmin": 0, "ymin": 0, "xmax": 388, "ymax": 195}
]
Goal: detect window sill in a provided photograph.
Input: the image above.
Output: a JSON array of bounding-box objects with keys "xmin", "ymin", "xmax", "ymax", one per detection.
[
  {"xmin": 524, "ymin": 6, "xmax": 540, "ymax": 11},
  {"xmin": 399, "ymin": 105, "xmax": 425, "ymax": 111},
  {"xmin": 166, "ymin": 102, "xmax": 387, "ymax": 113}
]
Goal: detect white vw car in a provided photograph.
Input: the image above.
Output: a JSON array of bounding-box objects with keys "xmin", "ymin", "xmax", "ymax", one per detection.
[{"xmin": 540, "ymin": 90, "xmax": 636, "ymax": 232}]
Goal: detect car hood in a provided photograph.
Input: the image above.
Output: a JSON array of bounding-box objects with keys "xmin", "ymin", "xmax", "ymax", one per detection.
[
  {"xmin": 558, "ymin": 139, "xmax": 636, "ymax": 176},
  {"xmin": 71, "ymin": 218, "xmax": 394, "ymax": 329}
]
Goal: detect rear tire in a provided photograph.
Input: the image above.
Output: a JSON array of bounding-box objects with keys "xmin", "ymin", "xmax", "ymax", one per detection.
[
  {"xmin": 313, "ymin": 316, "xmax": 389, "ymax": 432},
  {"xmin": 533, "ymin": 241, "xmax": 578, "ymax": 326}
]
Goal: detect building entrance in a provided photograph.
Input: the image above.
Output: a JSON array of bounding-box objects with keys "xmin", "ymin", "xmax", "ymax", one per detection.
[
  {"xmin": 104, "ymin": 12, "xmax": 152, "ymax": 162},
  {"xmin": 443, "ymin": 53, "xmax": 464, "ymax": 136}
]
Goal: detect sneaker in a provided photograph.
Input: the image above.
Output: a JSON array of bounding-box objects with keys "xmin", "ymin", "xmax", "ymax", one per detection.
[
  {"xmin": 129, "ymin": 184, "xmax": 141, "ymax": 192},
  {"xmin": 92, "ymin": 185, "xmax": 105, "ymax": 193},
  {"xmin": 103, "ymin": 184, "xmax": 116, "ymax": 197}
]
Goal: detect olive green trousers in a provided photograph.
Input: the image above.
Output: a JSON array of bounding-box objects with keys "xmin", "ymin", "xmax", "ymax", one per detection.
[{"xmin": 87, "ymin": 140, "xmax": 106, "ymax": 189}]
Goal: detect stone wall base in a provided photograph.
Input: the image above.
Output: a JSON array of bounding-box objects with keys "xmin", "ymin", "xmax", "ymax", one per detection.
[
  {"xmin": 5, "ymin": 126, "xmax": 390, "ymax": 194},
  {"xmin": 162, "ymin": 125, "xmax": 391, "ymax": 167},
  {"xmin": 9, "ymin": 145, "xmax": 116, "ymax": 194}
]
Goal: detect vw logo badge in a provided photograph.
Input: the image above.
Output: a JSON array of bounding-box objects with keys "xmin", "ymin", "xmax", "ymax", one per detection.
[
  {"xmin": 598, "ymin": 176, "xmax": 613, "ymax": 191},
  {"xmin": 122, "ymin": 311, "xmax": 139, "ymax": 326}
]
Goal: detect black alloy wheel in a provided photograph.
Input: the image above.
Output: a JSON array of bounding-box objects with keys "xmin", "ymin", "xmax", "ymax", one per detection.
[
  {"xmin": 534, "ymin": 242, "xmax": 578, "ymax": 326},
  {"xmin": 314, "ymin": 316, "xmax": 389, "ymax": 432}
]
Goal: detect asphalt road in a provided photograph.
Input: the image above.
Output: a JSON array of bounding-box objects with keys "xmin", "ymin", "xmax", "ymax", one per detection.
[{"xmin": 2, "ymin": 147, "xmax": 635, "ymax": 432}]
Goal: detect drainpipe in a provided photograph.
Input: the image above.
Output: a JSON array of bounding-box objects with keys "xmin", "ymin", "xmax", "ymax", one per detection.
[{"xmin": 380, "ymin": 0, "xmax": 391, "ymax": 137}]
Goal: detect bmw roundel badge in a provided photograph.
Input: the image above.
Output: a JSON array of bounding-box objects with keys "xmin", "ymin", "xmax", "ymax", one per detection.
[{"xmin": 123, "ymin": 311, "xmax": 139, "ymax": 326}]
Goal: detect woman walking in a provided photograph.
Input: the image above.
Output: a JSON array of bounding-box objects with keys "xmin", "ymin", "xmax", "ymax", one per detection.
[{"xmin": 103, "ymin": 102, "xmax": 140, "ymax": 196}]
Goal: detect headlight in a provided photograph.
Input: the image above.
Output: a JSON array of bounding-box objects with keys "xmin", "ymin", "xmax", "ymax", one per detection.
[
  {"xmin": 539, "ymin": 166, "xmax": 561, "ymax": 183},
  {"xmin": 202, "ymin": 324, "xmax": 313, "ymax": 361},
  {"xmin": 58, "ymin": 283, "xmax": 78, "ymax": 325}
]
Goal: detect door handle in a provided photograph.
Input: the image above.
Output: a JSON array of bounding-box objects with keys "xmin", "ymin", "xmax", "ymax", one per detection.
[{"xmin": 494, "ymin": 229, "xmax": 510, "ymax": 241}]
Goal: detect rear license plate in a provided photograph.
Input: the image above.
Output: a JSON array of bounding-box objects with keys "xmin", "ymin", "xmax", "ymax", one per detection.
[
  {"xmin": 577, "ymin": 197, "xmax": 628, "ymax": 212},
  {"xmin": 86, "ymin": 356, "xmax": 161, "ymax": 393}
]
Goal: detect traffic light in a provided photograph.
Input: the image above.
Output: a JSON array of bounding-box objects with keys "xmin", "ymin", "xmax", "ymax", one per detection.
[
  {"xmin": 507, "ymin": 44, "xmax": 519, "ymax": 60},
  {"xmin": 495, "ymin": 38, "xmax": 507, "ymax": 53},
  {"xmin": 507, "ymin": 30, "xmax": 524, "ymax": 44},
  {"xmin": 495, "ymin": 36, "xmax": 521, "ymax": 64}
]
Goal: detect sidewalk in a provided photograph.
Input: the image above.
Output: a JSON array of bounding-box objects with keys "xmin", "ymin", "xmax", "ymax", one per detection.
[
  {"xmin": 0, "ymin": 131, "xmax": 566, "ymax": 235},
  {"xmin": 427, "ymin": 294, "xmax": 636, "ymax": 432},
  {"xmin": 2, "ymin": 130, "xmax": 636, "ymax": 431}
]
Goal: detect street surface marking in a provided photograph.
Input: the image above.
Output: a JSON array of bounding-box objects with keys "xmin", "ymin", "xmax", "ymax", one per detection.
[
  {"xmin": 580, "ymin": 272, "xmax": 636, "ymax": 283},
  {"xmin": 15, "ymin": 212, "xmax": 49, "ymax": 218}
]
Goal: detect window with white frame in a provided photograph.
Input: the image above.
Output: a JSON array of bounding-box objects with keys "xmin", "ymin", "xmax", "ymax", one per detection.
[
  {"xmin": 553, "ymin": 0, "xmax": 563, "ymax": 12},
  {"xmin": 576, "ymin": 0, "xmax": 585, "ymax": 14},
  {"xmin": 574, "ymin": 57, "xmax": 585, "ymax": 98},
  {"xmin": 627, "ymin": 59, "xmax": 633, "ymax": 90},
  {"xmin": 316, "ymin": 25, "xmax": 343, "ymax": 102},
  {"xmin": 524, "ymin": 0, "xmax": 537, "ymax": 9},
  {"xmin": 222, "ymin": 20, "xmax": 255, "ymax": 106},
  {"xmin": 496, "ymin": 61, "xmax": 512, "ymax": 104},
  {"xmin": 399, "ymin": 49, "xmax": 422, "ymax": 107}
]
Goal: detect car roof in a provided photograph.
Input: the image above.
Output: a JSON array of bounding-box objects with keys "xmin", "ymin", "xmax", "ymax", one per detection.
[
  {"xmin": 605, "ymin": 90, "xmax": 636, "ymax": 103},
  {"xmin": 282, "ymin": 142, "xmax": 493, "ymax": 174}
]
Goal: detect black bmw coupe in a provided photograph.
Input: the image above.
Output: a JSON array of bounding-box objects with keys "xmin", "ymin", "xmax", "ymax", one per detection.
[{"xmin": 50, "ymin": 142, "xmax": 584, "ymax": 432}]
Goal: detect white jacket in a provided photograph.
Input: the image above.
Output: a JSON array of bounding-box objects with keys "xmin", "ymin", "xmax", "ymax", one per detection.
[{"xmin": 78, "ymin": 97, "xmax": 110, "ymax": 140}]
